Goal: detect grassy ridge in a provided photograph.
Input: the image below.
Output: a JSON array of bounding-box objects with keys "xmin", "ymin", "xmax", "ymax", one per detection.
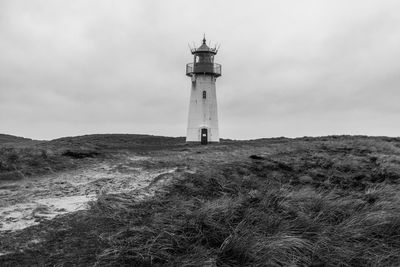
[
  {"xmin": 0, "ymin": 134, "xmax": 33, "ymax": 144},
  {"xmin": 49, "ymin": 134, "xmax": 185, "ymax": 151},
  {"xmin": 0, "ymin": 134, "xmax": 184, "ymax": 181},
  {"xmin": 2, "ymin": 135, "xmax": 400, "ymax": 266}
]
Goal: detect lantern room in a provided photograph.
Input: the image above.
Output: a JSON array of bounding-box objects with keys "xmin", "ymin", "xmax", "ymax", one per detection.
[{"xmin": 186, "ymin": 36, "xmax": 221, "ymax": 77}]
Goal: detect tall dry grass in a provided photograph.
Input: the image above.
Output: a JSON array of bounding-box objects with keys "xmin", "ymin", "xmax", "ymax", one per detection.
[
  {"xmin": 90, "ymin": 161, "xmax": 400, "ymax": 266},
  {"xmin": 2, "ymin": 136, "xmax": 400, "ymax": 266}
]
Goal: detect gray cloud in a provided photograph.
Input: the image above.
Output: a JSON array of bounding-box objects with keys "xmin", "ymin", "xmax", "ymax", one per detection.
[{"xmin": 1, "ymin": 0, "xmax": 400, "ymax": 139}]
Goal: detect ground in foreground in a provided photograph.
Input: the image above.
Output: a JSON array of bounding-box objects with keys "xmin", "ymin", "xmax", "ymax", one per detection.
[{"xmin": 1, "ymin": 134, "xmax": 400, "ymax": 266}]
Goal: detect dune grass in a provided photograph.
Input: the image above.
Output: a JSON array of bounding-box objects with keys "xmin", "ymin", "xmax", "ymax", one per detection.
[
  {"xmin": 1, "ymin": 135, "xmax": 400, "ymax": 266},
  {"xmin": 88, "ymin": 160, "xmax": 400, "ymax": 266}
]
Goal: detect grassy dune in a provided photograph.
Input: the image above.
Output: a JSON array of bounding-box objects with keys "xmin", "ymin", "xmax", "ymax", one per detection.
[
  {"xmin": 0, "ymin": 134, "xmax": 33, "ymax": 144},
  {"xmin": 0, "ymin": 134, "xmax": 184, "ymax": 181},
  {"xmin": 1, "ymin": 135, "xmax": 400, "ymax": 266}
]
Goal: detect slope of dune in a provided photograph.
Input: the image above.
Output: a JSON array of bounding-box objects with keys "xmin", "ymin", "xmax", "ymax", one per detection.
[
  {"xmin": 1, "ymin": 134, "xmax": 400, "ymax": 266},
  {"xmin": 0, "ymin": 134, "xmax": 33, "ymax": 144}
]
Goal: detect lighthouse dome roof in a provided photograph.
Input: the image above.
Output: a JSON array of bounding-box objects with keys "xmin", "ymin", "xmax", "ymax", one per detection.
[
  {"xmin": 192, "ymin": 35, "xmax": 217, "ymax": 54},
  {"xmin": 197, "ymin": 42, "xmax": 210, "ymax": 51}
]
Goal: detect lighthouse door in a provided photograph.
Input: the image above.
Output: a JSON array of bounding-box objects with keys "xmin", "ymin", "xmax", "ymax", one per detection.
[{"xmin": 201, "ymin": 129, "xmax": 208, "ymax": 145}]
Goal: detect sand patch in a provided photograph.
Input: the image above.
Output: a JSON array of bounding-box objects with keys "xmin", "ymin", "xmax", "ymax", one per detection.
[{"xmin": 0, "ymin": 194, "xmax": 95, "ymax": 231}]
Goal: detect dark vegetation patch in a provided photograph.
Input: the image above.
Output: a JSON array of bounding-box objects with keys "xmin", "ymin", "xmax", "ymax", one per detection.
[
  {"xmin": 249, "ymin": 154, "xmax": 264, "ymax": 160},
  {"xmin": 2, "ymin": 135, "xmax": 400, "ymax": 266},
  {"xmin": 62, "ymin": 149, "xmax": 100, "ymax": 159}
]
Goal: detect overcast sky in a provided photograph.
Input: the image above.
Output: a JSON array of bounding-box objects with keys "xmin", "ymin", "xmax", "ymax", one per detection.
[{"xmin": 1, "ymin": 0, "xmax": 400, "ymax": 140}]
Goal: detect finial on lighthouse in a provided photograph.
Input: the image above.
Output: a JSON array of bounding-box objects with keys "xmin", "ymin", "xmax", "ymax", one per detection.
[{"xmin": 202, "ymin": 33, "xmax": 206, "ymax": 44}]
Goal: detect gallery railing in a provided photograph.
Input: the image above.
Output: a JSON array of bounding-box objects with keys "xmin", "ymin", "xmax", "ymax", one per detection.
[{"xmin": 186, "ymin": 63, "xmax": 221, "ymax": 77}]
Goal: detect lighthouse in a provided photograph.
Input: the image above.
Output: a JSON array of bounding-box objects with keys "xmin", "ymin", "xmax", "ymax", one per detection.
[{"xmin": 186, "ymin": 36, "xmax": 221, "ymax": 144}]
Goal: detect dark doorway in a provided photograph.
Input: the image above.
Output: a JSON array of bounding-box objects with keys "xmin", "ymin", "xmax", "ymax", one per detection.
[{"xmin": 201, "ymin": 128, "xmax": 208, "ymax": 145}]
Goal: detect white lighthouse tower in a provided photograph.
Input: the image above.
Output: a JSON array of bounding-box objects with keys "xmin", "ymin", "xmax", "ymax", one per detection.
[{"xmin": 186, "ymin": 36, "xmax": 221, "ymax": 144}]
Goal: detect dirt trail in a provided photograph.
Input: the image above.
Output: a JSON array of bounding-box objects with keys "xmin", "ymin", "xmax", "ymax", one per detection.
[{"xmin": 0, "ymin": 153, "xmax": 178, "ymax": 232}]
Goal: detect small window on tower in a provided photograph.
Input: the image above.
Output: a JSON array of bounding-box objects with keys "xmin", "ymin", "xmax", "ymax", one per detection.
[{"xmin": 203, "ymin": 91, "xmax": 206, "ymax": 99}]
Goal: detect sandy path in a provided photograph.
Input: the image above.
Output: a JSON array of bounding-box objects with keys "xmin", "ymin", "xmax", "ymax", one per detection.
[{"xmin": 0, "ymin": 153, "xmax": 177, "ymax": 232}]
